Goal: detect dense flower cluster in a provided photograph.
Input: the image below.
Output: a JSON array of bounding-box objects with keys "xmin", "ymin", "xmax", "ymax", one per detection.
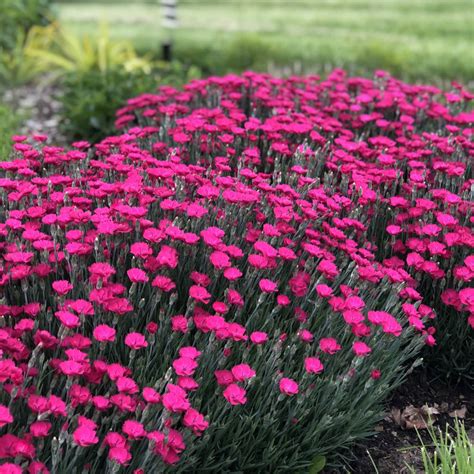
[{"xmin": 0, "ymin": 70, "xmax": 471, "ymax": 472}]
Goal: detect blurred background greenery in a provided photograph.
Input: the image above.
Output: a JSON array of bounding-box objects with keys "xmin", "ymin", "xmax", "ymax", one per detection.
[
  {"xmin": 0, "ymin": 0, "xmax": 473, "ymax": 151},
  {"xmin": 56, "ymin": 0, "xmax": 474, "ymax": 82}
]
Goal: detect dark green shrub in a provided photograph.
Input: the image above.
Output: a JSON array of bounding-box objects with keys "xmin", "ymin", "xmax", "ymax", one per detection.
[
  {"xmin": 0, "ymin": 0, "xmax": 53, "ymax": 52},
  {"xmin": 0, "ymin": 103, "xmax": 22, "ymax": 160},
  {"xmin": 59, "ymin": 63, "xmax": 199, "ymax": 143},
  {"xmin": 59, "ymin": 68, "xmax": 157, "ymax": 143}
]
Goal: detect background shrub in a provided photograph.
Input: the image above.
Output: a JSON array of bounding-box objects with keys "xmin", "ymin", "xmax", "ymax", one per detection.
[
  {"xmin": 0, "ymin": 0, "xmax": 54, "ymax": 87},
  {"xmin": 0, "ymin": 103, "xmax": 22, "ymax": 160},
  {"xmin": 0, "ymin": 0, "xmax": 53, "ymax": 52},
  {"xmin": 59, "ymin": 68, "xmax": 157, "ymax": 143},
  {"xmin": 59, "ymin": 63, "xmax": 199, "ymax": 143}
]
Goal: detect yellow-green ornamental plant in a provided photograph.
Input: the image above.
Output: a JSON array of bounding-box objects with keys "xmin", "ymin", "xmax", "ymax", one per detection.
[{"xmin": 24, "ymin": 22, "xmax": 153, "ymax": 79}]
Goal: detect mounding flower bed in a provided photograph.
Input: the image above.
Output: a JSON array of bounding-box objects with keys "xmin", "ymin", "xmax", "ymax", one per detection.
[{"xmin": 0, "ymin": 70, "xmax": 472, "ymax": 473}]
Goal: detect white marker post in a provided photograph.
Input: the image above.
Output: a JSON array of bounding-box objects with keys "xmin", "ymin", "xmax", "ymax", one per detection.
[{"xmin": 161, "ymin": 0, "xmax": 178, "ymax": 61}]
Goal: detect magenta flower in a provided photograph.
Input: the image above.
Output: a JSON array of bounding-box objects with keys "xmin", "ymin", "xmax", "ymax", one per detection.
[
  {"xmin": 109, "ymin": 447, "xmax": 132, "ymax": 465},
  {"xmin": 214, "ymin": 370, "xmax": 234, "ymax": 386},
  {"xmin": 130, "ymin": 242, "xmax": 153, "ymax": 259},
  {"xmin": 279, "ymin": 378, "xmax": 299, "ymax": 396},
  {"xmin": 189, "ymin": 285, "xmax": 212, "ymax": 304},
  {"xmin": 100, "ymin": 431, "xmax": 126, "ymax": 452},
  {"xmin": 88, "ymin": 262, "xmax": 116, "ymax": 279},
  {"xmin": 250, "ymin": 331, "xmax": 268, "ymax": 344},
  {"xmin": 258, "ymin": 279, "xmax": 278, "ymax": 293},
  {"xmin": 319, "ymin": 338, "xmax": 342, "ymax": 354},
  {"xmin": 178, "ymin": 347, "xmax": 201, "ymax": 359},
  {"xmin": 352, "ymin": 341, "xmax": 372, "ymax": 357},
  {"xmin": 210, "ymin": 251, "xmax": 232, "ymax": 269},
  {"xmin": 127, "ymin": 268, "xmax": 149, "ymax": 283},
  {"xmin": 162, "ymin": 391, "xmax": 190, "ymax": 413},
  {"xmin": 52, "ymin": 280, "xmax": 73, "ymax": 296},
  {"xmin": 152, "ymin": 275, "xmax": 176, "ymax": 292},
  {"xmin": 30, "ymin": 421, "xmax": 52, "ymax": 437},
  {"xmin": 0, "ymin": 464, "xmax": 22, "ymax": 474},
  {"xmin": 143, "ymin": 387, "xmax": 161, "ymax": 404},
  {"xmin": 172, "ymin": 357, "xmax": 198, "ymax": 376},
  {"xmin": 0, "ymin": 405, "xmax": 13, "ymax": 427},
  {"xmin": 73, "ymin": 425, "xmax": 99, "ymax": 447},
  {"xmin": 59, "ymin": 360, "xmax": 85, "ymax": 376},
  {"xmin": 124, "ymin": 332, "xmax": 148, "ymax": 350},
  {"xmin": 183, "ymin": 408, "xmax": 209, "ymax": 436},
  {"xmin": 315, "ymin": 284, "xmax": 333, "ymax": 298},
  {"xmin": 231, "ymin": 364, "xmax": 256, "ymax": 381},
  {"xmin": 157, "ymin": 245, "xmax": 179, "ymax": 268},
  {"xmin": 122, "ymin": 420, "xmax": 146, "ymax": 439},
  {"xmin": 304, "ymin": 357, "xmax": 324, "ymax": 374},
  {"xmin": 93, "ymin": 324, "xmax": 116, "ymax": 342},
  {"xmin": 171, "ymin": 315, "xmax": 188, "ymax": 333},
  {"xmin": 223, "ymin": 384, "xmax": 247, "ymax": 405}
]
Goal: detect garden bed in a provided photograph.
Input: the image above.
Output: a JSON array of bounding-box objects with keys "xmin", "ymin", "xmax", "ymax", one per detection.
[{"xmin": 0, "ymin": 70, "xmax": 472, "ymax": 472}]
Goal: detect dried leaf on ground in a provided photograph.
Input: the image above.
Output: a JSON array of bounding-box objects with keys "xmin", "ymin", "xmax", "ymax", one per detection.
[
  {"xmin": 448, "ymin": 405, "xmax": 467, "ymax": 419},
  {"xmin": 390, "ymin": 405, "xmax": 439, "ymax": 430}
]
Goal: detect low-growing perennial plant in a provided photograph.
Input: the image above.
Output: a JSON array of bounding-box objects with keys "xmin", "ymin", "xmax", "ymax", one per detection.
[{"xmin": 0, "ymin": 70, "xmax": 472, "ymax": 473}]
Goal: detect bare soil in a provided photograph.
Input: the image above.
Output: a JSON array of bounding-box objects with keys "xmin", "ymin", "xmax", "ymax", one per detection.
[{"xmin": 345, "ymin": 370, "xmax": 474, "ymax": 473}]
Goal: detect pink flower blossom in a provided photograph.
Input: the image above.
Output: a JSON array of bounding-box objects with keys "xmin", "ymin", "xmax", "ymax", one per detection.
[
  {"xmin": 259, "ymin": 279, "xmax": 278, "ymax": 293},
  {"xmin": 143, "ymin": 387, "xmax": 161, "ymax": 404},
  {"xmin": 127, "ymin": 268, "xmax": 149, "ymax": 283},
  {"xmin": 0, "ymin": 464, "xmax": 22, "ymax": 474},
  {"xmin": 0, "ymin": 405, "xmax": 13, "ymax": 427},
  {"xmin": 109, "ymin": 447, "xmax": 132, "ymax": 465},
  {"xmin": 319, "ymin": 338, "xmax": 342, "ymax": 354},
  {"xmin": 51, "ymin": 279, "xmax": 74, "ymax": 297},
  {"xmin": 279, "ymin": 378, "xmax": 299, "ymax": 396},
  {"xmin": 93, "ymin": 324, "xmax": 116, "ymax": 342},
  {"xmin": 152, "ymin": 275, "xmax": 176, "ymax": 292},
  {"xmin": 371, "ymin": 369, "xmax": 381, "ymax": 379},
  {"xmin": 73, "ymin": 425, "xmax": 99, "ymax": 447},
  {"xmin": 30, "ymin": 421, "xmax": 52, "ymax": 437},
  {"xmin": 352, "ymin": 341, "xmax": 372, "ymax": 356},
  {"xmin": 125, "ymin": 332, "xmax": 148, "ymax": 350},
  {"xmin": 162, "ymin": 391, "xmax": 190, "ymax": 413},
  {"xmin": 189, "ymin": 285, "xmax": 212, "ymax": 304},
  {"xmin": 223, "ymin": 383, "xmax": 247, "ymax": 405},
  {"xmin": 183, "ymin": 408, "xmax": 209, "ymax": 436},
  {"xmin": 250, "ymin": 331, "xmax": 268, "ymax": 344},
  {"xmin": 304, "ymin": 357, "xmax": 324, "ymax": 374},
  {"xmin": 231, "ymin": 364, "xmax": 256, "ymax": 381},
  {"xmin": 173, "ymin": 357, "xmax": 198, "ymax": 376},
  {"xmin": 122, "ymin": 419, "xmax": 146, "ymax": 439},
  {"xmin": 316, "ymin": 284, "xmax": 333, "ymax": 298}
]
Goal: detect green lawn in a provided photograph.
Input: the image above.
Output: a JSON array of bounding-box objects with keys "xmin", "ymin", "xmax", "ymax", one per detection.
[{"xmin": 56, "ymin": 0, "xmax": 474, "ymax": 81}]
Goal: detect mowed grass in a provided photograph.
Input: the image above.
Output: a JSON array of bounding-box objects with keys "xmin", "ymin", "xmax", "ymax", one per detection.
[{"xmin": 56, "ymin": 0, "xmax": 474, "ymax": 81}]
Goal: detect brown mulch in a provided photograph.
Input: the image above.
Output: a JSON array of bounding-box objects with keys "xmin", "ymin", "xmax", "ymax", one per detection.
[{"xmin": 343, "ymin": 370, "xmax": 474, "ymax": 473}]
